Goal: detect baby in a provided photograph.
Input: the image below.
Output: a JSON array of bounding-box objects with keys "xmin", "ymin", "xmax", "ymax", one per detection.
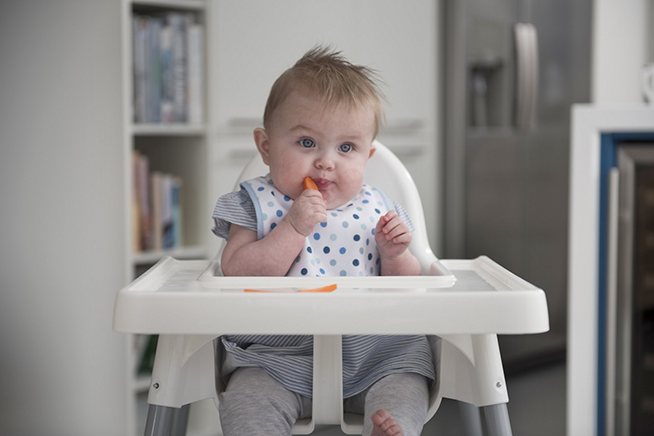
[{"xmin": 212, "ymin": 47, "xmax": 434, "ymax": 436}]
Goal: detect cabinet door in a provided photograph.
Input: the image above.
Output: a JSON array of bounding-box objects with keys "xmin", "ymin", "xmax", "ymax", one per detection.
[{"xmin": 213, "ymin": 0, "xmax": 436, "ymax": 129}]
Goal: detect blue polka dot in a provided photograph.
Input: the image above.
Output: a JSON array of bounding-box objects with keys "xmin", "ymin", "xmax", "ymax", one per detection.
[
  {"xmin": 375, "ymin": 208, "xmax": 381, "ymax": 214},
  {"xmin": 258, "ymin": 186, "xmax": 265, "ymax": 191},
  {"xmin": 284, "ymin": 196, "xmax": 291, "ymax": 201},
  {"xmin": 361, "ymin": 224, "xmax": 367, "ymax": 230},
  {"xmin": 323, "ymin": 247, "xmax": 330, "ymax": 254},
  {"xmin": 339, "ymin": 247, "xmax": 346, "ymax": 254},
  {"xmin": 353, "ymin": 214, "xmax": 360, "ymax": 220},
  {"xmin": 359, "ymin": 248, "xmax": 364, "ymax": 254},
  {"xmin": 270, "ymin": 222, "xmax": 277, "ymax": 230},
  {"xmin": 366, "ymin": 239, "xmax": 370, "ymax": 245},
  {"xmin": 320, "ymin": 222, "xmax": 328, "ymax": 228},
  {"xmin": 301, "ymin": 268, "xmax": 308, "ymax": 275},
  {"xmin": 342, "ymin": 222, "xmax": 349, "ymax": 228},
  {"xmin": 331, "ymin": 212, "xmax": 338, "ymax": 217},
  {"xmin": 330, "ymin": 259, "xmax": 337, "ymax": 266},
  {"xmin": 330, "ymin": 234, "xmax": 338, "ymax": 241},
  {"xmin": 320, "ymin": 268, "xmax": 325, "ymax": 274},
  {"xmin": 371, "ymin": 228, "xmax": 375, "ymax": 235},
  {"xmin": 267, "ymin": 201, "xmax": 274, "ymax": 207},
  {"xmin": 313, "ymin": 233, "xmax": 320, "ymax": 240},
  {"xmin": 262, "ymin": 213, "xmax": 268, "ymax": 220},
  {"xmin": 363, "ymin": 199, "xmax": 369, "ymax": 204},
  {"xmin": 276, "ymin": 210, "xmax": 283, "ymax": 217},
  {"xmin": 353, "ymin": 234, "xmax": 360, "ymax": 241},
  {"xmin": 353, "ymin": 259, "xmax": 360, "ymax": 266},
  {"xmin": 295, "ymin": 256, "xmax": 301, "ymax": 263},
  {"xmin": 365, "ymin": 191, "xmax": 372, "ymax": 196},
  {"xmin": 271, "ymin": 191, "xmax": 275, "ymax": 196},
  {"xmin": 368, "ymin": 253, "xmax": 373, "ymax": 260},
  {"xmin": 357, "ymin": 207, "xmax": 363, "ymax": 211},
  {"xmin": 340, "ymin": 270, "xmax": 347, "ymax": 276},
  {"xmin": 307, "ymin": 247, "xmax": 313, "ymax": 253}
]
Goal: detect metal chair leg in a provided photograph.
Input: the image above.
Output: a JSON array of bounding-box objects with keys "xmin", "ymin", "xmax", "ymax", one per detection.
[
  {"xmin": 481, "ymin": 403, "xmax": 513, "ymax": 436},
  {"xmin": 143, "ymin": 404, "xmax": 190, "ymax": 436},
  {"xmin": 170, "ymin": 404, "xmax": 190, "ymax": 436},
  {"xmin": 144, "ymin": 404, "xmax": 174, "ymax": 436}
]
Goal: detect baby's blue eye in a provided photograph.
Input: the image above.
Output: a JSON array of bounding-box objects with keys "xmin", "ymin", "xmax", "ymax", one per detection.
[
  {"xmin": 301, "ymin": 138, "xmax": 315, "ymax": 148},
  {"xmin": 339, "ymin": 143, "xmax": 353, "ymax": 153}
]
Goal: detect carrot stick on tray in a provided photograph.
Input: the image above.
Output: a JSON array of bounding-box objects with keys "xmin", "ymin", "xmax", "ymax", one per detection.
[
  {"xmin": 303, "ymin": 176, "xmax": 318, "ymax": 190},
  {"xmin": 244, "ymin": 284, "xmax": 337, "ymax": 293}
]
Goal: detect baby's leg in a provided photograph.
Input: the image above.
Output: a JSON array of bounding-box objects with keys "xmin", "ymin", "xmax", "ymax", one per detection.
[
  {"xmin": 219, "ymin": 367, "xmax": 311, "ymax": 436},
  {"xmin": 358, "ymin": 373, "xmax": 429, "ymax": 436}
]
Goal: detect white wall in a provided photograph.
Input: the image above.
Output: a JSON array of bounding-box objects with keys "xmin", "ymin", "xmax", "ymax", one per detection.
[
  {"xmin": 0, "ymin": 1, "xmax": 127, "ymax": 435},
  {"xmin": 592, "ymin": 0, "xmax": 652, "ymax": 103}
]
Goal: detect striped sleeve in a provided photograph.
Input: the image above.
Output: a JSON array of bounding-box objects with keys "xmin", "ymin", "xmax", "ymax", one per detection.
[
  {"xmin": 212, "ymin": 188, "xmax": 257, "ymax": 239},
  {"xmin": 393, "ymin": 201, "xmax": 415, "ymax": 232}
]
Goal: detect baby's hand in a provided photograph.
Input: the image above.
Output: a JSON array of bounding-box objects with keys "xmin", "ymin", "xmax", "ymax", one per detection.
[
  {"xmin": 286, "ymin": 189, "xmax": 327, "ymax": 236},
  {"xmin": 375, "ymin": 211, "xmax": 412, "ymax": 259}
]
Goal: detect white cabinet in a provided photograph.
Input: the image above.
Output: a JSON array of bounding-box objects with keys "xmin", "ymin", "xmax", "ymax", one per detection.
[{"xmin": 210, "ymin": 0, "xmax": 441, "ymax": 253}]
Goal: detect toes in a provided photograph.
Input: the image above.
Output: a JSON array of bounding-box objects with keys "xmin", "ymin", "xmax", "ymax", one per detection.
[{"xmin": 372, "ymin": 410, "xmax": 404, "ymax": 436}]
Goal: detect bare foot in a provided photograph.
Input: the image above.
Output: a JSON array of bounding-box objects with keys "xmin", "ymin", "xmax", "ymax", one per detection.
[{"xmin": 371, "ymin": 409, "xmax": 404, "ymax": 436}]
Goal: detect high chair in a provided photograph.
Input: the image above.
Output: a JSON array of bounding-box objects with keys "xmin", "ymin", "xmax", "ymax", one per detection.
[{"xmin": 114, "ymin": 141, "xmax": 549, "ymax": 436}]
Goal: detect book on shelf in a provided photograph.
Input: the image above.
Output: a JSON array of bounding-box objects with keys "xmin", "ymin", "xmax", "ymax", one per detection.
[
  {"xmin": 132, "ymin": 11, "xmax": 203, "ymax": 125},
  {"xmin": 132, "ymin": 151, "xmax": 183, "ymax": 253}
]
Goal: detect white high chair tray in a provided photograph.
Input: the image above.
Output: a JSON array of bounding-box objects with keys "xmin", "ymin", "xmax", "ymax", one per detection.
[{"xmin": 113, "ymin": 256, "xmax": 549, "ymax": 336}]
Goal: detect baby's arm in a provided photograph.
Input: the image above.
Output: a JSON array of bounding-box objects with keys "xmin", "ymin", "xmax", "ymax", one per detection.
[
  {"xmin": 374, "ymin": 211, "xmax": 421, "ymax": 276},
  {"xmin": 221, "ymin": 189, "xmax": 326, "ymax": 276}
]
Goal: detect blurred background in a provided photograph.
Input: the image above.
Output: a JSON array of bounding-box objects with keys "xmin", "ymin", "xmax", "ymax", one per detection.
[{"xmin": 0, "ymin": 0, "xmax": 652, "ymax": 435}]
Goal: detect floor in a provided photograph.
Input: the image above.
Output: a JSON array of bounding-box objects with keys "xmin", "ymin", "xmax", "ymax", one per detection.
[{"xmin": 312, "ymin": 360, "xmax": 567, "ymax": 436}]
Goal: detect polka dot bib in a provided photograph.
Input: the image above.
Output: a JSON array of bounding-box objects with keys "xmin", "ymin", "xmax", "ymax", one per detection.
[{"xmin": 241, "ymin": 175, "xmax": 393, "ymax": 277}]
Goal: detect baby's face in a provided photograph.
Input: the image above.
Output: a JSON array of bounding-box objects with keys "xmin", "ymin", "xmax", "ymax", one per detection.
[{"xmin": 255, "ymin": 90, "xmax": 377, "ymax": 209}]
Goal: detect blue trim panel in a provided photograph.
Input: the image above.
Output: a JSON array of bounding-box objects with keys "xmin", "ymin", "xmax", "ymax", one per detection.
[{"xmin": 598, "ymin": 132, "xmax": 654, "ymax": 436}]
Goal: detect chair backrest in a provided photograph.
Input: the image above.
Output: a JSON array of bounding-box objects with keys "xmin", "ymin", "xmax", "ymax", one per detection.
[{"xmin": 233, "ymin": 140, "xmax": 436, "ymax": 271}]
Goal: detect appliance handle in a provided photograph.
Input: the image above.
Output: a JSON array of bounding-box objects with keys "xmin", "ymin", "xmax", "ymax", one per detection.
[
  {"xmin": 514, "ymin": 23, "xmax": 539, "ymax": 131},
  {"xmin": 606, "ymin": 167, "xmax": 620, "ymax": 436}
]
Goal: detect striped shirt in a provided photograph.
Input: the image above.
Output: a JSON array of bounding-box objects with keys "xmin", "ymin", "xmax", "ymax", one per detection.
[{"xmin": 213, "ymin": 182, "xmax": 435, "ymax": 398}]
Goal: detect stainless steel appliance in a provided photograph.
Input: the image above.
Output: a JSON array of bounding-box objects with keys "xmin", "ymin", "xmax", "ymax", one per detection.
[
  {"xmin": 443, "ymin": 0, "xmax": 592, "ymax": 371},
  {"xmin": 610, "ymin": 145, "xmax": 654, "ymax": 436}
]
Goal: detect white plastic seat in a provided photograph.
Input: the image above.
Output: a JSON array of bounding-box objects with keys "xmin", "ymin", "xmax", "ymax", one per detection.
[{"xmin": 113, "ymin": 141, "xmax": 549, "ymax": 436}]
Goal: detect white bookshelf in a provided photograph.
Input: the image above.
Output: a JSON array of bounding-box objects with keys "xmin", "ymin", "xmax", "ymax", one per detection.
[{"xmin": 121, "ymin": 0, "xmax": 217, "ymax": 434}]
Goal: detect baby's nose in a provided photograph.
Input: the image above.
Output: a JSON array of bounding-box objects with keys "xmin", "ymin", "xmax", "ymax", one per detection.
[{"xmin": 315, "ymin": 152, "xmax": 334, "ymax": 170}]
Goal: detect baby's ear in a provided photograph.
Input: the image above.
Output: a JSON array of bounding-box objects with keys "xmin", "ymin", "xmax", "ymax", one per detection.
[{"xmin": 254, "ymin": 128, "xmax": 271, "ymax": 165}]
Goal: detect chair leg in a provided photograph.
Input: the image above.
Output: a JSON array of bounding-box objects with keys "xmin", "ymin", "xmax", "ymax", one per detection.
[
  {"xmin": 144, "ymin": 404, "xmax": 174, "ymax": 436},
  {"xmin": 458, "ymin": 402, "xmax": 483, "ymax": 436},
  {"xmin": 480, "ymin": 404, "xmax": 513, "ymax": 436},
  {"xmin": 170, "ymin": 404, "xmax": 190, "ymax": 436}
]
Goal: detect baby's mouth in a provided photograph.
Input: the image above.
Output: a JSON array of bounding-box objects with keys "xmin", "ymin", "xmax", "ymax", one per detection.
[{"xmin": 314, "ymin": 178, "xmax": 332, "ymax": 190}]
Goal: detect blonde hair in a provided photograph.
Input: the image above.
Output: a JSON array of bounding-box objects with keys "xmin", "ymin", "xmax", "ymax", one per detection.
[{"xmin": 263, "ymin": 46, "xmax": 385, "ymax": 135}]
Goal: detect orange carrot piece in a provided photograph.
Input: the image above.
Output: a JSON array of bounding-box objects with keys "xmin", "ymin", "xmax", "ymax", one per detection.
[
  {"xmin": 297, "ymin": 283, "xmax": 337, "ymax": 293},
  {"xmin": 303, "ymin": 176, "xmax": 318, "ymax": 190},
  {"xmin": 243, "ymin": 283, "xmax": 337, "ymax": 293}
]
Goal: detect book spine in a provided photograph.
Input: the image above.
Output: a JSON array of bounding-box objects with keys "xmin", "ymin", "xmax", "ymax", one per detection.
[
  {"xmin": 172, "ymin": 177, "xmax": 182, "ymax": 247},
  {"xmin": 168, "ymin": 12, "xmax": 187, "ymax": 123},
  {"xmin": 146, "ymin": 17, "xmax": 163, "ymax": 123},
  {"xmin": 187, "ymin": 23, "xmax": 203, "ymax": 125},
  {"xmin": 133, "ymin": 15, "xmax": 147, "ymax": 123},
  {"xmin": 132, "ymin": 151, "xmax": 142, "ymax": 252},
  {"xmin": 159, "ymin": 24, "xmax": 174, "ymax": 123},
  {"xmin": 162, "ymin": 174, "xmax": 174, "ymax": 249},
  {"xmin": 151, "ymin": 172, "xmax": 163, "ymax": 250},
  {"xmin": 138, "ymin": 154, "xmax": 151, "ymax": 250}
]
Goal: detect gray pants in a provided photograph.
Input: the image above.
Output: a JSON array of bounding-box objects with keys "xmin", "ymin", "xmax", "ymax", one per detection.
[{"xmin": 219, "ymin": 367, "xmax": 429, "ymax": 436}]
